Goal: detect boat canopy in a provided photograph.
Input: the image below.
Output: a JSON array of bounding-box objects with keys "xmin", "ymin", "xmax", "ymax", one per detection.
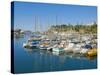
[
  {"xmin": 31, "ymin": 41, "xmax": 39, "ymax": 45},
  {"xmin": 84, "ymin": 44, "xmax": 92, "ymax": 49}
]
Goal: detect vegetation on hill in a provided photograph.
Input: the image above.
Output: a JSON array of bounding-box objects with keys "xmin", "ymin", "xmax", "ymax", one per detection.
[{"xmin": 49, "ymin": 22, "xmax": 97, "ymax": 34}]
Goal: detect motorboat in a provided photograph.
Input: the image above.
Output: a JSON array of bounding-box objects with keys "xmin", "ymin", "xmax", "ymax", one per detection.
[
  {"xmin": 64, "ymin": 43, "xmax": 75, "ymax": 53},
  {"xmin": 87, "ymin": 48, "xmax": 97, "ymax": 57},
  {"xmin": 52, "ymin": 47, "xmax": 64, "ymax": 55},
  {"xmin": 23, "ymin": 40, "xmax": 40, "ymax": 48},
  {"xmin": 73, "ymin": 44, "xmax": 81, "ymax": 54},
  {"xmin": 38, "ymin": 40, "xmax": 50, "ymax": 50}
]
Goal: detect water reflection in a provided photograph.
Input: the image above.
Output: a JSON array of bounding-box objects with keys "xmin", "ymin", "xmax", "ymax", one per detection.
[
  {"xmin": 14, "ymin": 34, "xmax": 24, "ymax": 40},
  {"xmin": 24, "ymin": 46, "xmax": 97, "ymax": 65}
]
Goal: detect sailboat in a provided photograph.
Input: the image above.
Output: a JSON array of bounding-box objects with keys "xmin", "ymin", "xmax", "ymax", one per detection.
[
  {"xmin": 38, "ymin": 17, "xmax": 51, "ymax": 50},
  {"xmin": 23, "ymin": 16, "xmax": 41, "ymax": 48},
  {"xmin": 51, "ymin": 16, "xmax": 65, "ymax": 54}
]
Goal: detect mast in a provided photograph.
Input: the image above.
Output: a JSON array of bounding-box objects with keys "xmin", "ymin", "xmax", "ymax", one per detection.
[
  {"xmin": 56, "ymin": 15, "xmax": 58, "ymax": 42},
  {"xmin": 34, "ymin": 16, "xmax": 37, "ymax": 33},
  {"xmin": 55, "ymin": 15, "xmax": 58, "ymax": 33},
  {"xmin": 34, "ymin": 16, "xmax": 39, "ymax": 33}
]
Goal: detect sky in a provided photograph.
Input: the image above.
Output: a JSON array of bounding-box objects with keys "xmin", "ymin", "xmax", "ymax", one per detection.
[{"xmin": 12, "ymin": 1, "xmax": 97, "ymax": 32}]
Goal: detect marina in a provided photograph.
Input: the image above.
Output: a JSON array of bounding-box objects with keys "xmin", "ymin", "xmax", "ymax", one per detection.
[
  {"xmin": 13, "ymin": 34, "xmax": 97, "ymax": 73},
  {"xmin": 12, "ymin": 2, "xmax": 97, "ymax": 73},
  {"xmin": 22, "ymin": 33, "xmax": 97, "ymax": 56}
]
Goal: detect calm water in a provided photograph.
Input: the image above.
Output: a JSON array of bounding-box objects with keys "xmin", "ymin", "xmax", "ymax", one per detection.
[{"xmin": 14, "ymin": 35, "xmax": 97, "ymax": 74}]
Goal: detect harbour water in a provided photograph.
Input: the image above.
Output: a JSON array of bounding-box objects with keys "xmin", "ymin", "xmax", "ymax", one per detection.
[{"xmin": 14, "ymin": 35, "xmax": 97, "ymax": 74}]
